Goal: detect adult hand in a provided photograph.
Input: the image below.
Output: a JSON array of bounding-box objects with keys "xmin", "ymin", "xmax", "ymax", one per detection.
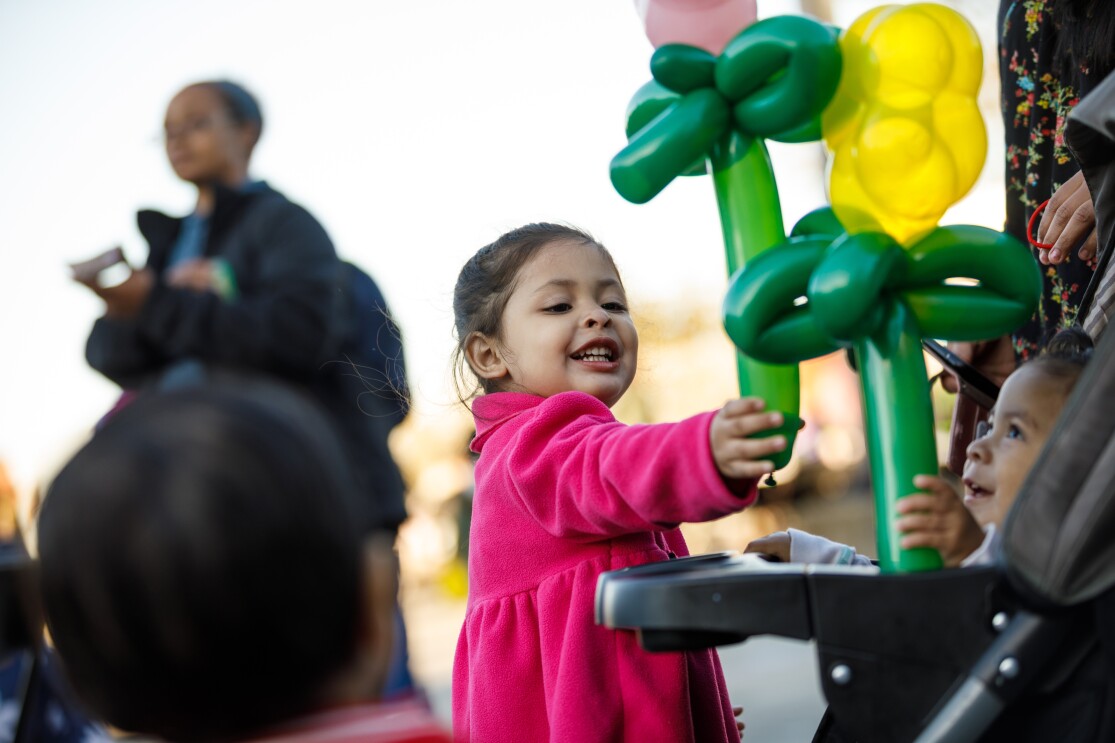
[
  {"xmin": 167, "ymin": 258, "xmax": 220, "ymax": 293},
  {"xmin": 743, "ymin": 531, "xmax": 790, "ymax": 562},
  {"xmin": 1036, "ymin": 170, "xmax": 1097, "ymax": 265},
  {"xmin": 91, "ymin": 269, "xmax": 155, "ymax": 319},
  {"xmin": 895, "ymin": 475, "xmax": 985, "ymax": 567},
  {"xmin": 709, "ymin": 398, "xmax": 786, "ymax": 480},
  {"xmin": 938, "ymin": 336, "xmax": 1015, "ymax": 393}
]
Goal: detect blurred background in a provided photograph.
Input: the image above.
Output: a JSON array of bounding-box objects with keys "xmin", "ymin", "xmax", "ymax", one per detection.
[{"xmin": 2, "ymin": 0, "xmax": 1003, "ymax": 738}]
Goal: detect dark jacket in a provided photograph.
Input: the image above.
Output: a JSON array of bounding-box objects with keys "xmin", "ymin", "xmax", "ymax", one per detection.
[
  {"xmin": 85, "ymin": 184, "xmax": 407, "ymax": 532},
  {"xmin": 86, "ymin": 183, "xmax": 341, "ymax": 387}
]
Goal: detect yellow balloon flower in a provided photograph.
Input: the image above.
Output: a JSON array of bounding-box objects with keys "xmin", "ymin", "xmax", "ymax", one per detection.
[{"xmin": 822, "ymin": 3, "xmax": 985, "ymax": 244}]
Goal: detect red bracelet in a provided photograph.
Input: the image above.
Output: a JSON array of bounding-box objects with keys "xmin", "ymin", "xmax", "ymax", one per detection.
[{"xmin": 1027, "ymin": 199, "xmax": 1055, "ymax": 249}]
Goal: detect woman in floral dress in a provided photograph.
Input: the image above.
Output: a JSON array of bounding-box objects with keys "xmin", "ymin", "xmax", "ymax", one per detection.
[{"xmin": 1000, "ymin": 0, "xmax": 1115, "ymax": 357}]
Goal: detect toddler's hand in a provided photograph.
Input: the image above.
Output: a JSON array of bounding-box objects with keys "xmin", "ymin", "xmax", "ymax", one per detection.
[
  {"xmin": 895, "ymin": 475, "xmax": 985, "ymax": 567},
  {"xmin": 710, "ymin": 398, "xmax": 786, "ymax": 481},
  {"xmin": 744, "ymin": 531, "xmax": 790, "ymax": 562}
]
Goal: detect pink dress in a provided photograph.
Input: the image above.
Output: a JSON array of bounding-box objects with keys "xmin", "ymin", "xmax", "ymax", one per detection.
[{"xmin": 452, "ymin": 391, "xmax": 756, "ymax": 743}]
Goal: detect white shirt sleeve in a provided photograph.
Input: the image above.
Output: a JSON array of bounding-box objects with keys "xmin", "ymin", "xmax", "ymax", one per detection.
[
  {"xmin": 788, "ymin": 528, "xmax": 875, "ymax": 566},
  {"xmin": 960, "ymin": 524, "xmax": 999, "ymax": 567}
]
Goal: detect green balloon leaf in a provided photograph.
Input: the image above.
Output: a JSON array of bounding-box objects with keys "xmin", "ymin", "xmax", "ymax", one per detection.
[
  {"xmin": 623, "ymin": 80, "xmax": 706, "ymax": 178},
  {"xmin": 790, "ymin": 207, "xmax": 845, "ymax": 239},
  {"xmin": 651, "ymin": 44, "xmax": 718, "ymax": 94},
  {"xmin": 612, "ymin": 15, "xmax": 843, "ymax": 204},
  {"xmin": 717, "ymin": 15, "xmax": 842, "ymax": 139},
  {"xmin": 611, "ymin": 90, "xmax": 729, "ymax": 205},
  {"xmin": 723, "ymin": 224, "xmax": 1041, "ymax": 572}
]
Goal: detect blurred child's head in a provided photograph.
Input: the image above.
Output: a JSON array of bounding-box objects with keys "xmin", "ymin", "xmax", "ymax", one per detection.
[
  {"xmin": 164, "ymin": 80, "xmax": 262, "ymax": 187},
  {"xmin": 38, "ymin": 382, "xmax": 397, "ymax": 743},
  {"xmin": 453, "ymin": 223, "xmax": 637, "ymax": 408},
  {"xmin": 963, "ymin": 328, "xmax": 1093, "ymax": 527}
]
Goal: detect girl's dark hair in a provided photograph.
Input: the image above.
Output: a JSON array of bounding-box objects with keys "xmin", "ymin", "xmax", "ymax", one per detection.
[
  {"xmin": 1052, "ymin": 0, "xmax": 1115, "ymax": 79},
  {"xmin": 1030, "ymin": 326, "xmax": 1095, "ymax": 389},
  {"xmin": 452, "ymin": 222, "xmax": 617, "ymax": 401},
  {"xmin": 200, "ymin": 80, "xmax": 264, "ymax": 146},
  {"xmin": 38, "ymin": 382, "xmax": 376, "ymax": 743}
]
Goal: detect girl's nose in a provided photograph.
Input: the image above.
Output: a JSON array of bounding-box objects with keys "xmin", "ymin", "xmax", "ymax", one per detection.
[
  {"xmin": 966, "ymin": 426, "xmax": 990, "ymax": 463},
  {"xmin": 582, "ymin": 306, "xmax": 611, "ymax": 328}
]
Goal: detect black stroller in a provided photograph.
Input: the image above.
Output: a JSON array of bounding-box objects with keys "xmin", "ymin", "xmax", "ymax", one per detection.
[{"xmin": 596, "ymin": 314, "xmax": 1115, "ymax": 741}]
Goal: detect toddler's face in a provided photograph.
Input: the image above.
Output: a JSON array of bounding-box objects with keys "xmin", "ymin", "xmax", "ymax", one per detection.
[
  {"xmin": 495, "ymin": 240, "xmax": 637, "ymax": 407},
  {"xmin": 962, "ymin": 364, "xmax": 1068, "ymax": 528}
]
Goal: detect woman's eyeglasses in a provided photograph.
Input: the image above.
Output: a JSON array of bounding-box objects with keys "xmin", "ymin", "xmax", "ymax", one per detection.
[{"xmin": 162, "ymin": 114, "xmax": 227, "ymax": 142}]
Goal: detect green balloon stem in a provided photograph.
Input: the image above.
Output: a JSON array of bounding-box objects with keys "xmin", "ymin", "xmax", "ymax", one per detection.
[
  {"xmin": 712, "ymin": 138, "xmax": 783, "ymax": 274},
  {"xmin": 712, "ymin": 137, "xmax": 801, "ymax": 469},
  {"xmin": 854, "ymin": 300, "xmax": 944, "ymax": 573}
]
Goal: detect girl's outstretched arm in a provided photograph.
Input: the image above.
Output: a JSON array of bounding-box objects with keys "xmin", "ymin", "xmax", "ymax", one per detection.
[{"xmin": 494, "ymin": 391, "xmax": 783, "ymax": 539}]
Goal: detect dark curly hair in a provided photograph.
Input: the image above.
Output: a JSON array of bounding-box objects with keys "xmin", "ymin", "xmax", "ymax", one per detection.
[
  {"xmin": 1030, "ymin": 326, "xmax": 1094, "ymax": 391},
  {"xmin": 38, "ymin": 381, "xmax": 383, "ymax": 742}
]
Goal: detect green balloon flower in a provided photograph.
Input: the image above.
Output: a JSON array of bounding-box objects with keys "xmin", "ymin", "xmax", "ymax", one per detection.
[
  {"xmin": 612, "ymin": 15, "xmax": 843, "ymax": 470},
  {"xmin": 723, "ymin": 209, "xmax": 1042, "ymax": 572}
]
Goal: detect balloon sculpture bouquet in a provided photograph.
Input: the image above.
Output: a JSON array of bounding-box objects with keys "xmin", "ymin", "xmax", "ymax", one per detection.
[{"xmin": 617, "ymin": 1, "xmax": 1041, "ymax": 572}]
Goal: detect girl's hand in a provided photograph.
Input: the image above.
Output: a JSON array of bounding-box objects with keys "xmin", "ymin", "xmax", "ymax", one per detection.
[
  {"xmin": 895, "ymin": 475, "xmax": 985, "ymax": 567},
  {"xmin": 733, "ymin": 705, "xmax": 746, "ymax": 737},
  {"xmin": 710, "ymin": 398, "xmax": 786, "ymax": 481},
  {"xmin": 744, "ymin": 531, "xmax": 790, "ymax": 562},
  {"xmin": 1036, "ymin": 170, "xmax": 1097, "ymax": 265}
]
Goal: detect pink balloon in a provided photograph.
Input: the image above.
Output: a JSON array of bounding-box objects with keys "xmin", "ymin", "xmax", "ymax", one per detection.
[{"xmin": 633, "ymin": 0, "xmax": 758, "ymax": 55}]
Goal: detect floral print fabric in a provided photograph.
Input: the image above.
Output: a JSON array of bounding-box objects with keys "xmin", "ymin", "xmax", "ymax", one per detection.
[{"xmin": 1000, "ymin": 0, "xmax": 1100, "ymax": 358}]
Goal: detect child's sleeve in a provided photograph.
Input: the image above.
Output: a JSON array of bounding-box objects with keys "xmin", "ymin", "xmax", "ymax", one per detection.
[
  {"xmin": 787, "ymin": 528, "xmax": 875, "ymax": 566},
  {"xmin": 500, "ymin": 392, "xmax": 757, "ymax": 539},
  {"xmin": 959, "ymin": 524, "xmax": 998, "ymax": 567}
]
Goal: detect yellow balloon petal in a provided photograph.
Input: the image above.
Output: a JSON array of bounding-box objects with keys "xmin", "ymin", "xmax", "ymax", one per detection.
[{"xmin": 822, "ymin": 3, "xmax": 986, "ymax": 244}]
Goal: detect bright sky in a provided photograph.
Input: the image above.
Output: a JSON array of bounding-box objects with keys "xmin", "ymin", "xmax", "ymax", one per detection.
[{"xmin": 0, "ymin": 0, "xmax": 1003, "ymax": 493}]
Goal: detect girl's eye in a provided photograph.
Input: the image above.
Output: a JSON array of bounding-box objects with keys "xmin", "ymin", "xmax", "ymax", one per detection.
[
  {"xmin": 544, "ymin": 303, "xmax": 572, "ymax": 313},
  {"xmin": 1006, "ymin": 424, "xmax": 1024, "ymax": 440},
  {"xmin": 975, "ymin": 420, "xmax": 991, "ymax": 439},
  {"xmin": 602, "ymin": 301, "xmax": 628, "ymax": 312}
]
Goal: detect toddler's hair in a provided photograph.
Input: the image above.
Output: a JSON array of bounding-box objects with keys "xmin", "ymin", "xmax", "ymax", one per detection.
[
  {"xmin": 1032, "ymin": 326, "xmax": 1094, "ymax": 392},
  {"xmin": 452, "ymin": 222, "xmax": 618, "ymax": 400},
  {"xmin": 38, "ymin": 381, "xmax": 381, "ymax": 743}
]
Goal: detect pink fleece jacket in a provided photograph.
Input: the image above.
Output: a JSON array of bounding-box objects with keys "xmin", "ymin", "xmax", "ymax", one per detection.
[{"xmin": 452, "ymin": 391, "xmax": 756, "ymax": 743}]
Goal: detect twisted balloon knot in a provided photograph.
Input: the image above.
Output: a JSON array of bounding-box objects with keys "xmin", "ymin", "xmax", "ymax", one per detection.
[
  {"xmin": 807, "ymin": 231, "xmax": 908, "ymax": 343},
  {"xmin": 611, "ymin": 15, "xmax": 842, "ymax": 204},
  {"xmin": 721, "ymin": 211, "xmax": 1043, "ymax": 367}
]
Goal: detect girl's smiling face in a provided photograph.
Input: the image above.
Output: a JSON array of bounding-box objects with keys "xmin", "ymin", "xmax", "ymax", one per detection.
[
  {"xmin": 468, "ymin": 239, "xmax": 638, "ymax": 408},
  {"xmin": 962, "ymin": 364, "xmax": 1070, "ymax": 527}
]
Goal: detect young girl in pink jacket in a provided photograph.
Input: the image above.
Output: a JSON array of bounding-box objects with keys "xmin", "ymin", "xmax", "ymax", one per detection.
[{"xmin": 451, "ymin": 223, "xmax": 788, "ymax": 743}]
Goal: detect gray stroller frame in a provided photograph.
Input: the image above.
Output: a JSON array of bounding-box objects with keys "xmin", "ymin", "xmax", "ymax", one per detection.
[{"xmin": 596, "ymin": 311, "xmax": 1115, "ymax": 742}]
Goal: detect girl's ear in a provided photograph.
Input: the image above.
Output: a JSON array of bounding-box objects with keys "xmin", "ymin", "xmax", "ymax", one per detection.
[{"xmin": 465, "ymin": 332, "xmax": 508, "ymax": 382}]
